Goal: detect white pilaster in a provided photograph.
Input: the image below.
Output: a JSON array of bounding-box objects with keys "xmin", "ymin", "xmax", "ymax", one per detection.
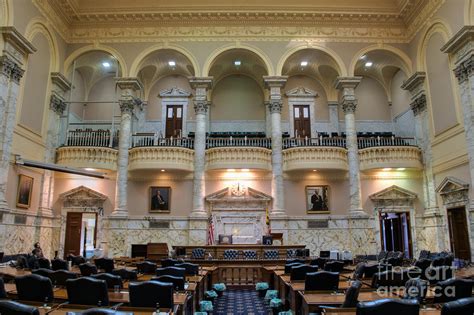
[
  {"xmin": 112, "ymin": 78, "xmax": 143, "ymax": 217},
  {"xmin": 189, "ymin": 77, "xmax": 213, "ymax": 218},
  {"xmin": 335, "ymin": 77, "xmax": 364, "ymax": 215},
  {"xmin": 264, "ymin": 76, "xmax": 288, "ymax": 217}
]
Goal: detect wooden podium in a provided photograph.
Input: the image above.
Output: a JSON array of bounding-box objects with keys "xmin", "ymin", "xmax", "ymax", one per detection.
[{"xmin": 146, "ymin": 243, "xmax": 169, "ymax": 260}]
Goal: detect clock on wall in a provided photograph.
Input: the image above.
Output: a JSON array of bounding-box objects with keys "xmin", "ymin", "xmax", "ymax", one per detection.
[{"xmin": 231, "ymin": 182, "xmax": 246, "ymax": 197}]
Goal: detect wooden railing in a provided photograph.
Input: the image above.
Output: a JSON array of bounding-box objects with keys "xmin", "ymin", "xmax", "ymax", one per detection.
[{"xmin": 206, "ymin": 137, "xmax": 271, "ymax": 149}]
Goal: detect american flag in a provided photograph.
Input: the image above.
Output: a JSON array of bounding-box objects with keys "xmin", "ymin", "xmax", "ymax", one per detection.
[{"xmin": 207, "ymin": 214, "xmax": 215, "ymax": 245}]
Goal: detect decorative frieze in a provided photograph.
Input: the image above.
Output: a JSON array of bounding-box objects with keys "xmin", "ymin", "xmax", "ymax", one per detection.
[
  {"xmin": 206, "ymin": 147, "xmax": 272, "ymax": 171},
  {"xmin": 283, "ymin": 147, "xmax": 348, "ymax": 171},
  {"xmin": 56, "ymin": 147, "xmax": 118, "ymax": 171},
  {"xmin": 129, "ymin": 147, "xmax": 194, "ymax": 172},
  {"xmin": 359, "ymin": 146, "xmax": 423, "ymax": 171}
]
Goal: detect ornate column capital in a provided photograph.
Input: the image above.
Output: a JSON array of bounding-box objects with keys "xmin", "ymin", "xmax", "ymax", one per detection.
[
  {"xmin": 453, "ymin": 55, "xmax": 474, "ymax": 84},
  {"xmin": 119, "ymin": 93, "xmax": 142, "ymax": 114},
  {"xmin": 341, "ymin": 99, "xmax": 357, "ymax": 113},
  {"xmin": 50, "ymin": 92, "xmax": 67, "ymax": 115},
  {"xmin": 194, "ymin": 101, "xmax": 209, "ymax": 114},
  {"xmin": 10, "ymin": 65, "xmax": 24, "ymax": 84},
  {"xmin": 0, "ymin": 55, "xmax": 15, "ymax": 78},
  {"xmin": 441, "ymin": 26, "xmax": 473, "ymax": 84},
  {"xmin": 268, "ymin": 100, "xmax": 283, "ymax": 113},
  {"xmin": 410, "ymin": 93, "xmax": 427, "ymax": 116}
]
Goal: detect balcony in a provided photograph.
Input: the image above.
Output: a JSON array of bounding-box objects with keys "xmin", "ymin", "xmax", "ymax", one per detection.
[
  {"xmin": 359, "ymin": 145, "xmax": 423, "ymax": 171},
  {"xmin": 206, "ymin": 137, "xmax": 271, "ymax": 149},
  {"xmin": 56, "ymin": 146, "xmax": 118, "ymax": 171}
]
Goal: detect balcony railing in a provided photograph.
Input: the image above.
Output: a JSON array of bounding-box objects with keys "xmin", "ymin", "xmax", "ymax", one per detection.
[
  {"xmin": 65, "ymin": 129, "xmax": 118, "ymax": 148},
  {"xmin": 131, "ymin": 133, "xmax": 194, "ymax": 149},
  {"xmin": 206, "ymin": 137, "xmax": 271, "ymax": 149},
  {"xmin": 357, "ymin": 137, "xmax": 417, "ymax": 149},
  {"xmin": 283, "ymin": 137, "xmax": 347, "ymax": 149}
]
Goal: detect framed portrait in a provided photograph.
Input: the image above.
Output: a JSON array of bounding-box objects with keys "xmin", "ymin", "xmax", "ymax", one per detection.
[
  {"xmin": 149, "ymin": 186, "xmax": 171, "ymax": 212},
  {"xmin": 306, "ymin": 185, "xmax": 329, "ymax": 213},
  {"xmin": 17, "ymin": 175, "xmax": 33, "ymax": 209}
]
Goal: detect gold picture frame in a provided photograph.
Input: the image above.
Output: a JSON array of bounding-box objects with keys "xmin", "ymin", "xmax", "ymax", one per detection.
[
  {"xmin": 16, "ymin": 174, "xmax": 33, "ymax": 209},
  {"xmin": 306, "ymin": 185, "xmax": 329, "ymax": 214},
  {"xmin": 149, "ymin": 186, "xmax": 171, "ymax": 213}
]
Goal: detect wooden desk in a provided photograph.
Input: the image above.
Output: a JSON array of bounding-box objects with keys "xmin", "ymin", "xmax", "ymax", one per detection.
[
  {"xmin": 173, "ymin": 245, "xmax": 306, "ymax": 260},
  {"xmin": 300, "ymin": 291, "xmax": 400, "ymax": 315}
]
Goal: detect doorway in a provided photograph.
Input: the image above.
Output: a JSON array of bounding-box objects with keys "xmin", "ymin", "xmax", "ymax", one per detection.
[
  {"xmin": 379, "ymin": 212, "xmax": 413, "ymax": 258},
  {"xmin": 165, "ymin": 105, "xmax": 183, "ymax": 138},
  {"xmin": 64, "ymin": 212, "xmax": 98, "ymax": 258},
  {"xmin": 293, "ymin": 105, "xmax": 311, "ymax": 138},
  {"xmin": 447, "ymin": 207, "xmax": 471, "ymax": 260}
]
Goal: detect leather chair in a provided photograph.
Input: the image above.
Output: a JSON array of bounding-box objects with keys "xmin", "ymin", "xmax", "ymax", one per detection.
[
  {"xmin": 441, "ymin": 297, "xmax": 474, "ymax": 315},
  {"xmin": 426, "ymin": 266, "xmax": 454, "ymax": 284},
  {"xmin": 175, "ymin": 262, "xmax": 199, "ymax": 275},
  {"xmin": 324, "ymin": 261, "xmax": 345, "ymax": 272},
  {"xmin": 79, "ymin": 308, "xmax": 117, "ymax": 314},
  {"xmin": 243, "ymin": 250, "xmax": 257, "ymax": 260},
  {"xmin": 443, "ymin": 254, "xmax": 454, "ymax": 267},
  {"xmin": 0, "ymin": 301, "xmax": 40, "ymax": 315},
  {"xmin": 403, "ymin": 278, "xmax": 428, "ymax": 303},
  {"xmin": 284, "ymin": 262, "xmax": 304, "ymax": 274},
  {"xmin": 156, "ymin": 266, "xmax": 186, "ymax": 278},
  {"xmin": 353, "ymin": 262, "xmax": 366, "ymax": 280},
  {"xmin": 152, "ymin": 275, "xmax": 185, "ymax": 290},
  {"xmin": 223, "ymin": 249, "xmax": 239, "ymax": 260},
  {"xmin": 418, "ymin": 250, "xmax": 430, "ymax": 260},
  {"xmin": 371, "ymin": 270, "xmax": 405, "ymax": 289},
  {"xmin": 51, "ymin": 259, "xmax": 68, "ymax": 271},
  {"xmin": 286, "ymin": 248, "xmax": 298, "ymax": 258},
  {"xmin": 0, "ymin": 277, "xmax": 6, "ymax": 299},
  {"xmin": 341, "ymin": 280, "xmax": 363, "ymax": 308},
  {"xmin": 356, "ymin": 298, "xmax": 419, "ymax": 315},
  {"xmin": 32, "ymin": 268, "xmax": 53, "ymax": 279},
  {"xmin": 37, "ymin": 258, "xmax": 51, "ymax": 269},
  {"xmin": 432, "ymin": 257, "xmax": 445, "ymax": 267},
  {"xmin": 50, "ymin": 270, "xmax": 78, "ymax": 286},
  {"xmin": 310, "ymin": 257, "xmax": 326, "ymax": 269},
  {"xmin": 129, "ymin": 281, "xmax": 174, "ymax": 308},
  {"xmin": 136, "ymin": 261, "xmax": 157, "ymax": 274},
  {"xmin": 15, "ymin": 274, "xmax": 54, "ymax": 302},
  {"xmin": 111, "ymin": 268, "xmax": 137, "ymax": 281},
  {"xmin": 69, "ymin": 255, "xmax": 86, "ymax": 266},
  {"xmin": 79, "ymin": 263, "xmax": 98, "ymax": 276},
  {"xmin": 191, "ymin": 248, "xmax": 206, "ymax": 259},
  {"xmin": 304, "ymin": 271, "xmax": 339, "ymax": 291},
  {"xmin": 91, "ymin": 273, "xmax": 123, "ymax": 289},
  {"xmin": 161, "ymin": 258, "xmax": 178, "ymax": 268},
  {"xmin": 66, "ymin": 277, "xmax": 109, "ymax": 306},
  {"xmin": 376, "ymin": 251, "xmax": 388, "ymax": 262},
  {"xmin": 364, "ymin": 264, "xmax": 391, "ymax": 278},
  {"xmin": 94, "ymin": 258, "xmax": 115, "ymax": 273},
  {"xmin": 414, "ymin": 259, "xmax": 432, "ymax": 279},
  {"xmin": 287, "ymin": 258, "xmax": 305, "ymax": 265},
  {"xmin": 290, "ymin": 265, "xmax": 318, "ymax": 281},
  {"xmin": 264, "ymin": 250, "xmax": 279, "ymax": 259},
  {"xmin": 434, "ymin": 278, "xmax": 474, "ymax": 303}
]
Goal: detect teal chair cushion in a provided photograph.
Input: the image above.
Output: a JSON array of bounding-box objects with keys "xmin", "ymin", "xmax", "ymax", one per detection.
[
  {"xmin": 256, "ymin": 282, "xmax": 269, "ymax": 290},
  {"xmin": 204, "ymin": 290, "xmax": 218, "ymax": 298},
  {"xmin": 199, "ymin": 301, "xmax": 213, "ymax": 312},
  {"xmin": 212, "ymin": 283, "xmax": 226, "ymax": 291},
  {"xmin": 279, "ymin": 311, "xmax": 294, "ymax": 315},
  {"xmin": 265, "ymin": 289, "xmax": 279, "ymax": 301},
  {"xmin": 270, "ymin": 298, "xmax": 283, "ymax": 308},
  {"xmin": 194, "ymin": 313, "xmax": 208, "ymax": 315}
]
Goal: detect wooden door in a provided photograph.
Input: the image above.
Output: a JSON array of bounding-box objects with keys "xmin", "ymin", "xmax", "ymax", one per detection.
[
  {"xmin": 447, "ymin": 207, "xmax": 471, "ymax": 260},
  {"xmin": 293, "ymin": 105, "xmax": 311, "ymax": 138},
  {"xmin": 64, "ymin": 212, "xmax": 82, "ymax": 258},
  {"xmin": 380, "ymin": 212, "xmax": 413, "ymax": 258},
  {"xmin": 165, "ymin": 105, "xmax": 183, "ymax": 138}
]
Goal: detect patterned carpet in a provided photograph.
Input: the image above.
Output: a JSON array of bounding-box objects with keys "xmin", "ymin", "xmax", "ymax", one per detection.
[{"xmin": 214, "ymin": 288, "xmax": 271, "ymax": 315}]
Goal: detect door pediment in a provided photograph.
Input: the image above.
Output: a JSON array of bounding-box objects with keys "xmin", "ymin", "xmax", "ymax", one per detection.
[
  {"xmin": 370, "ymin": 185, "xmax": 417, "ymax": 208},
  {"xmin": 436, "ymin": 177, "xmax": 469, "ymax": 205},
  {"xmin": 60, "ymin": 186, "xmax": 107, "ymax": 208}
]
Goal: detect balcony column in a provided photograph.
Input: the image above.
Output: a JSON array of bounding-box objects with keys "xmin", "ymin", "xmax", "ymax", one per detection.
[
  {"xmin": 442, "ymin": 27, "xmax": 474, "ymax": 191},
  {"xmin": 401, "ymin": 73, "xmax": 438, "ymax": 214},
  {"xmin": 189, "ymin": 77, "xmax": 213, "ymax": 218},
  {"xmin": 112, "ymin": 78, "xmax": 143, "ymax": 217},
  {"xmin": 335, "ymin": 77, "xmax": 364, "ymax": 215},
  {"xmin": 0, "ymin": 28, "xmax": 35, "ymax": 211},
  {"xmin": 264, "ymin": 76, "xmax": 288, "ymax": 216},
  {"xmin": 39, "ymin": 73, "xmax": 71, "ymax": 216}
]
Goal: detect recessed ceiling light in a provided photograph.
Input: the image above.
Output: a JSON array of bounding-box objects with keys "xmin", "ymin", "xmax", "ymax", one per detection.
[
  {"xmin": 161, "ymin": 169, "xmax": 165, "ymax": 172},
  {"xmin": 300, "ymin": 61, "xmax": 308, "ymax": 67},
  {"xmin": 241, "ymin": 169, "xmax": 250, "ymax": 172},
  {"xmin": 360, "ymin": 55, "xmax": 367, "ymax": 60},
  {"xmin": 234, "ymin": 60, "xmax": 241, "ymax": 66},
  {"xmin": 382, "ymin": 168, "xmax": 392, "ymax": 171},
  {"xmin": 365, "ymin": 61, "xmax": 373, "ymax": 68},
  {"xmin": 168, "ymin": 61, "xmax": 176, "ymax": 67},
  {"xmin": 227, "ymin": 169, "xmax": 236, "ymax": 172},
  {"xmin": 397, "ymin": 168, "xmax": 406, "ymax": 171},
  {"xmin": 84, "ymin": 168, "xmax": 95, "ymax": 171},
  {"xmin": 102, "ymin": 62, "xmax": 110, "ymax": 68},
  {"xmin": 312, "ymin": 169, "xmax": 317, "ymax": 172}
]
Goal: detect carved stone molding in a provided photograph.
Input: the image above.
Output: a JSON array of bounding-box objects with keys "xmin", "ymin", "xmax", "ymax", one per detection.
[
  {"xmin": 401, "ymin": 72, "xmax": 426, "ymax": 95},
  {"xmin": 370, "ymin": 185, "xmax": 417, "ymax": 208},
  {"xmin": 9, "ymin": 65, "xmax": 24, "ymax": 84},
  {"xmin": 359, "ymin": 146, "xmax": 423, "ymax": 171},
  {"xmin": 159, "ymin": 86, "xmax": 191, "ymax": 98},
  {"xmin": 436, "ymin": 177, "xmax": 470, "ymax": 206},
  {"xmin": 50, "ymin": 92, "xmax": 67, "ymax": 115},
  {"xmin": 410, "ymin": 93, "xmax": 427, "ymax": 116},
  {"xmin": 56, "ymin": 146, "xmax": 118, "ymax": 171},
  {"xmin": 128, "ymin": 147, "xmax": 194, "ymax": 172},
  {"xmin": 194, "ymin": 101, "xmax": 209, "ymax": 115},
  {"xmin": 0, "ymin": 27, "xmax": 36, "ymax": 65},
  {"xmin": 285, "ymin": 86, "xmax": 318, "ymax": 98},
  {"xmin": 206, "ymin": 147, "xmax": 271, "ymax": 171},
  {"xmin": 51, "ymin": 72, "xmax": 72, "ymax": 94},
  {"xmin": 59, "ymin": 185, "xmax": 107, "ymax": 208},
  {"xmin": 453, "ymin": 55, "xmax": 474, "ymax": 84},
  {"xmin": 0, "ymin": 55, "xmax": 15, "ymax": 78},
  {"xmin": 283, "ymin": 147, "xmax": 348, "ymax": 171},
  {"xmin": 116, "ymin": 77, "xmax": 143, "ymax": 91}
]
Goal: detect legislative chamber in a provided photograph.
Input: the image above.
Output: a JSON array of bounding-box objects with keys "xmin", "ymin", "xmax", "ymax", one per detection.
[{"xmin": 0, "ymin": 0, "xmax": 473, "ymax": 314}]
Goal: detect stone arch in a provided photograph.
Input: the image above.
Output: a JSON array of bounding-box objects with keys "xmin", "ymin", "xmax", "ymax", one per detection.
[
  {"xmin": 25, "ymin": 18, "xmax": 60, "ymax": 73},
  {"xmin": 277, "ymin": 44, "xmax": 347, "ymax": 77},
  {"xmin": 202, "ymin": 43, "xmax": 274, "ymax": 77},
  {"xmin": 0, "ymin": 0, "xmax": 12, "ymax": 26},
  {"xmin": 417, "ymin": 19, "xmax": 453, "ymax": 72},
  {"xmin": 349, "ymin": 44, "xmax": 412, "ymax": 77},
  {"xmin": 64, "ymin": 45, "xmax": 128, "ymax": 77},
  {"xmin": 129, "ymin": 44, "xmax": 200, "ymax": 78}
]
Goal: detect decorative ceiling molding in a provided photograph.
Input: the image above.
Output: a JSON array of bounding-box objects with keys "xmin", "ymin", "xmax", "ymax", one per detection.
[{"xmin": 31, "ymin": 0, "xmax": 445, "ymax": 43}]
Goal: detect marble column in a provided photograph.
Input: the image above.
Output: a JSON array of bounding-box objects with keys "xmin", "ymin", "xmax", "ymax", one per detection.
[
  {"xmin": 264, "ymin": 76, "xmax": 288, "ymax": 216},
  {"xmin": 328, "ymin": 101, "xmax": 340, "ymax": 135},
  {"xmin": 112, "ymin": 78, "xmax": 142, "ymax": 217},
  {"xmin": 0, "ymin": 28, "xmax": 35, "ymax": 211},
  {"xmin": 38, "ymin": 73, "xmax": 71, "ymax": 217},
  {"xmin": 189, "ymin": 77, "xmax": 213, "ymax": 218},
  {"xmin": 335, "ymin": 77, "xmax": 364, "ymax": 215},
  {"xmin": 401, "ymin": 73, "xmax": 438, "ymax": 213},
  {"xmin": 442, "ymin": 27, "xmax": 474, "ymax": 191}
]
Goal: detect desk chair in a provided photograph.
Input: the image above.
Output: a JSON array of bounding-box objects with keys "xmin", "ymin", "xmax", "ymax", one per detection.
[
  {"xmin": 0, "ymin": 301, "xmax": 39, "ymax": 315},
  {"xmin": 15, "ymin": 274, "xmax": 54, "ymax": 303},
  {"xmin": 66, "ymin": 277, "xmax": 109, "ymax": 306},
  {"xmin": 356, "ymin": 298, "xmax": 419, "ymax": 315},
  {"xmin": 129, "ymin": 281, "xmax": 174, "ymax": 309}
]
